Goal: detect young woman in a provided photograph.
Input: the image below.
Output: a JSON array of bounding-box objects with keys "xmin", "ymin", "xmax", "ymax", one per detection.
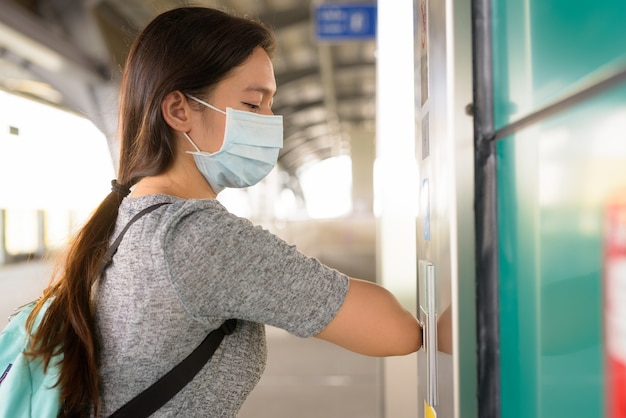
[{"xmin": 28, "ymin": 7, "xmax": 422, "ymax": 417}]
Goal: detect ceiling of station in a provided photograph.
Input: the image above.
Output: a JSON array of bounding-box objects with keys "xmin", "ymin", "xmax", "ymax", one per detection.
[{"xmin": 0, "ymin": 0, "xmax": 377, "ymax": 178}]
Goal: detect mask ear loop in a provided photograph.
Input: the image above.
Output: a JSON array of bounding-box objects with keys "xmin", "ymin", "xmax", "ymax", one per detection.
[
  {"xmin": 185, "ymin": 94, "xmax": 227, "ymax": 115},
  {"xmin": 183, "ymin": 94, "xmax": 228, "ymax": 154},
  {"xmin": 182, "ymin": 132, "xmax": 202, "ymax": 153}
]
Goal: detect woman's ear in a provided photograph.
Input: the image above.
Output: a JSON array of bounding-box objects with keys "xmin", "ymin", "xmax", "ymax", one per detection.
[{"xmin": 161, "ymin": 91, "xmax": 193, "ymax": 131}]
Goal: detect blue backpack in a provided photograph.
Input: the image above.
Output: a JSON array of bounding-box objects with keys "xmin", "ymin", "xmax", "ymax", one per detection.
[
  {"xmin": 0, "ymin": 299, "xmax": 61, "ymax": 417},
  {"xmin": 0, "ymin": 203, "xmax": 236, "ymax": 418}
]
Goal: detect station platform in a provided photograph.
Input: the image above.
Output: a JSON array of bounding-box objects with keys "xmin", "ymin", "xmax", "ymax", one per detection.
[{"xmin": 0, "ymin": 260, "xmax": 382, "ymax": 418}]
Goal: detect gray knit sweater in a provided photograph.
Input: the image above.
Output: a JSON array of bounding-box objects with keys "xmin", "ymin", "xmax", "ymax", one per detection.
[{"xmin": 94, "ymin": 194, "xmax": 349, "ymax": 417}]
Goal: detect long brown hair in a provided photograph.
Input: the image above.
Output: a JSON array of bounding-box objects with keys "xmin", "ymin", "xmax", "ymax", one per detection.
[{"xmin": 26, "ymin": 7, "xmax": 275, "ymax": 416}]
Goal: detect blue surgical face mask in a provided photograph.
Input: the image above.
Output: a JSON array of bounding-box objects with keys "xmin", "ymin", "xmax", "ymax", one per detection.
[{"xmin": 183, "ymin": 95, "xmax": 283, "ymax": 193}]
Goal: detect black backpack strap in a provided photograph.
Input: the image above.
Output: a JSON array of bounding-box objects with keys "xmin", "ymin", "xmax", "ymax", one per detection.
[
  {"xmin": 98, "ymin": 202, "xmax": 170, "ymax": 276},
  {"xmin": 100, "ymin": 202, "xmax": 237, "ymax": 417},
  {"xmin": 108, "ymin": 318, "xmax": 237, "ymax": 418}
]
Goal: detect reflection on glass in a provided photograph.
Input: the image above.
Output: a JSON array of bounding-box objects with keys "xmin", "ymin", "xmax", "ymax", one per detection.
[
  {"xmin": 498, "ymin": 85, "xmax": 626, "ymax": 418},
  {"xmin": 437, "ymin": 304, "xmax": 453, "ymax": 355}
]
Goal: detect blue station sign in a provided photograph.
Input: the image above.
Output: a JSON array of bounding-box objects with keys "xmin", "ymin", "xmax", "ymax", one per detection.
[{"xmin": 314, "ymin": 4, "xmax": 377, "ymax": 41}]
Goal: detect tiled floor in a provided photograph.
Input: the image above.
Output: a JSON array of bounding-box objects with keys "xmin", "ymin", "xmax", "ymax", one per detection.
[
  {"xmin": 1, "ymin": 260, "xmax": 382, "ymax": 418},
  {"xmin": 239, "ymin": 325, "xmax": 381, "ymax": 418}
]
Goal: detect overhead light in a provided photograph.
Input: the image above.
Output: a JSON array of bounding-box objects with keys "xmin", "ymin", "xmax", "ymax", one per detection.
[
  {"xmin": 0, "ymin": 22, "xmax": 64, "ymax": 72},
  {"xmin": 5, "ymin": 78, "xmax": 63, "ymax": 104}
]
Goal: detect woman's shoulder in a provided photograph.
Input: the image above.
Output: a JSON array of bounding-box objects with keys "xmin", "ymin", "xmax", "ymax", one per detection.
[
  {"xmin": 121, "ymin": 194, "xmax": 226, "ymax": 215},
  {"xmin": 123, "ymin": 194, "xmax": 254, "ymax": 232}
]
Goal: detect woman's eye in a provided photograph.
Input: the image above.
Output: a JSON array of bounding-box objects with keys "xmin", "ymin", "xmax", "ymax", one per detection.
[{"xmin": 243, "ymin": 102, "xmax": 259, "ymax": 110}]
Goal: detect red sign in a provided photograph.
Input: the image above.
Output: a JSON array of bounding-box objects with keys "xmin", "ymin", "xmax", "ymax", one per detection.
[{"xmin": 605, "ymin": 192, "xmax": 626, "ymax": 418}]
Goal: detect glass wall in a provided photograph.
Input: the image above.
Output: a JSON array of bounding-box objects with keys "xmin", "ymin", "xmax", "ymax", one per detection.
[
  {"xmin": 498, "ymin": 84, "xmax": 626, "ymax": 417},
  {"xmin": 492, "ymin": 0, "xmax": 626, "ymax": 416}
]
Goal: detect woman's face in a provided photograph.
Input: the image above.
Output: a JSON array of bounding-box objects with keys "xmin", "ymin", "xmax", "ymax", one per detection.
[{"xmin": 189, "ymin": 46, "xmax": 277, "ymax": 153}]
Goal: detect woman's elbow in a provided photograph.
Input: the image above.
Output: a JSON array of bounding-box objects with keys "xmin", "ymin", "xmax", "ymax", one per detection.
[
  {"xmin": 373, "ymin": 319, "xmax": 423, "ymax": 357},
  {"xmin": 339, "ymin": 316, "xmax": 423, "ymax": 357}
]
